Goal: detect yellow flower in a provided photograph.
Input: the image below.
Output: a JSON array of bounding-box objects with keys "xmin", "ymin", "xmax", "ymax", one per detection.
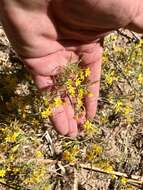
[
  {"xmin": 54, "ymin": 97, "xmax": 63, "ymax": 107},
  {"xmin": 120, "ymin": 177, "xmax": 128, "ymax": 185},
  {"xmin": 124, "ymin": 64, "xmax": 132, "ymax": 75},
  {"xmin": 92, "ymin": 144, "xmax": 103, "ymax": 155},
  {"xmin": 102, "ymin": 51, "xmax": 109, "ymax": 63},
  {"xmin": 104, "ymin": 165, "xmax": 114, "ymax": 172},
  {"xmin": 137, "ymin": 39, "xmax": 143, "ymax": 47},
  {"xmin": 41, "ymin": 107, "xmax": 52, "ymax": 118},
  {"xmin": 43, "ymin": 97, "xmax": 50, "ymax": 106},
  {"xmin": 137, "ymin": 73, "xmax": 143, "ymax": 84},
  {"xmin": 26, "ymin": 167, "xmax": 46, "ymax": 184},
  {"xmin": 66, "ymin": 79, "xmax": 75, "ymax": 96},
  {"xmin": 78, "ymin": 88, "xmax": 84, "ymax": 99},
  {"xmin": 85, "ymin": 68, "xmax": 91, "ymax": 77},
  {"xmin": 5, "ymin": 132, "xmax": 20, "ymax": 142},
  {"xmin": 110, "ymin": 34, "xmax": 118, "ymax": 41},
  {"xmin": 105, "ymin": 71, "xmax": 116, "ymax": 85},
  {"xmin": 35, "ymin": 150, "xmax": 43, "ymax": 158},
  {"xmin": 66, "ymin": 79, "xmax": 73, "ymax": 86},
  {"xmin": 9, "ymin": 154, "xmax": 16, "ymax": 161},
  {"xmin": 115, "ymin": 100, "xmax": 123, "ymax": 113},
  {"xmin": 86, "ymin": 144, "xmax": 103, "ymax": 161},
  {"xmin": 43, "ymin": 186, "xmax": 50, "ymax": 190},
  {"xmin": 113, "ymin": 46, "xmax": 123, "ymax": 53},
  {"xmin": 68, "ymin": 86, "xmax": 75, "ymax": 97},
  {"xmin": 71, "ymin": 145, "xmax": 79, "ymax": 155},
  {"xmin": 126, "ymin": 116, "xmax": 134, "ymax": 124},
  {"xmin": 139, "ymin": 60, "xmax": 143, "ymax": 66},
  {"xmin": 83, "ymin": 120, "xmax": 96, "ymax": 134},
  {"xmin": 63, "ymin": 151, "xmax": 76, "ymax": 163},
  {"xmin": 124, "ymin": 105, "xmax": 133, "ymax": 116},
  {"xmin": 75, "ymin": 78, "xmax": 82, "ymax": 87},
  {"xmin": 95, "ymin": 160, "xmax": 114, "ymax": 173},
  {"xmin": 86, "ymin": 152, "xmax": 94, "ymax": 161},
  {"xmin": 0, "ymin": 169, "xmax": 6, "ymax": 177},
  {"xmin": 63, "ymin": 145, "xmax": 79, "ymax": 163}
]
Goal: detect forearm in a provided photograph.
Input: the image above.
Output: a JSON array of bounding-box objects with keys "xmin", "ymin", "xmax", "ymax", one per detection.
[{"xmin": 0, "ymin": 0, "xmax": 58, "ymax": 57}]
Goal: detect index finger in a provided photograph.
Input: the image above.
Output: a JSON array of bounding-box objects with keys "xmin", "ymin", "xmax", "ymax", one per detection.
[{"xmin": 77, "ymin": 41, "xmax": 103, "ymax": 119}]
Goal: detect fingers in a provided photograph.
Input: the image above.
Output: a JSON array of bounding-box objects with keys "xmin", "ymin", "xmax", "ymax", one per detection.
[
  {"xmin": 24, "ymin": 50, "xmax": 78, "ymax": 76},
  {"xmin": 32, "ymin": 74, "xmax": 78, "ymax": 137},
  {"xmin": 50, "ymin": 96, "xmax": 78, "ymax": 137},
  {"xmin": 33, "ymin": 74, "xmax": 78, "ymax": 136},
  {"xmin": 64, "ymin": 97, "xmax": 78, "ymax": 137},
  {"xmin": 84, "ymin": 61, "xmax": 101, "ymax": 119},
  {"xmin": 50, "ymin": 104, "xmax": 69, "ymax": 136},
  {"xmin": 77, "ymin": 41, "xmax": 103, "ymax": 120}
]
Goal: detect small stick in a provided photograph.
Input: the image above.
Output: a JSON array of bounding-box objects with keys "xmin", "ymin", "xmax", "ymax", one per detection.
[
  {"xmin": 73, "ymin": 168, "xmax": 79, "ymax": 190},
  {"xmin": 75, "ymin": 163, "xmax": 143, "ymax": 185}
]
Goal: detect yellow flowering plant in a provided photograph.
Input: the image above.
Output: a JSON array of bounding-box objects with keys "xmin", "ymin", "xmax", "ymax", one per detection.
[{"xmin": 39, "ymin": 62, "xmax": 94, "ymax": 128}]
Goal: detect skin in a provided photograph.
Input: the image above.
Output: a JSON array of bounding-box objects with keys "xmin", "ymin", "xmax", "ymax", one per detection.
[{"xmin": 0, "ymin": 0, "xmax": 142, "ymax": 137}]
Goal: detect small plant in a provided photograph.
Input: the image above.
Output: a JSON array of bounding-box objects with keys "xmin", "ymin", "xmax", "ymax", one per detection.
[{"xmin": 40, "ymin": 62, "xmax": 96, "ymax": 135}]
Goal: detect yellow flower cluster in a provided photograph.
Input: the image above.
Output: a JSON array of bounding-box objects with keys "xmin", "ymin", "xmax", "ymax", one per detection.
[
  {"xmin": 41, "ymin": 107, "xmax": 52, "ymax": 118},
  {"xmin": 115, "ymin": 100, "xmax": 123, "ymax": 113},
  {"xmin": 85, "ymin": 68, "xmax": 91, "ymax": 77},
  {"xmin": 66, "ymin": 67, "xmax": 90, "ymax": 98},
  {"xmin": 83, "ymin": 120, "xmax": 96, "ymax": 135},
  {"xmin": 104, "ymin": 70, "xmax": 118, "ymax": 85},
  {"xmin": 24, "ymin": 165, "xmax": 46, "ymax": 185},
  {"xmin": 35, "ymin": 150, "xmax": 43, "ymax": 158},
  {"xmin": 40, "ymin": 65, "xmax": 92, "ymax": 121},
  {"xmin": 95, "ymin": 160, "xmax": 114, "ymax": 173},
  {"xmin": 5, "ymin": 132, "xmax": 20, "ymax": 143},
  {"xmin": 86, "ymin": 144, "xmax": 103, "ymax": 161},
  {"xmin": 0, "ymin": 169, "xmax": 6, "ymax": 177},
  {"xmin": 137, "ymin": 39, "xmax": 143, "ymax": 47},
  {"xmin": 137, "ymin": 73, "xmax": 143, "ymax": 84},
  {"xmin": 120, "ymin": 176, "xmax": 128, "ymax": 185},
  {"xmin": 62, "ymin": 145, "xmax": 79, "ymax": 163},
  {"xmin": 54, "ymin": 97, "xmax": 63, "ymax": 107},
  {"xmin": 41, "ymin": 97, "xmax": 63, "ymax": 118},
  {"xmin": 66, "ymin": 79, "xmax": 75, "ymax": 97}
]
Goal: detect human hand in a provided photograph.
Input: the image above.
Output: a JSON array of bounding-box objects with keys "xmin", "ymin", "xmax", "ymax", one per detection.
[{"xmin": 0, "ymin": 0, "xmax": 140, "ymax": 137}]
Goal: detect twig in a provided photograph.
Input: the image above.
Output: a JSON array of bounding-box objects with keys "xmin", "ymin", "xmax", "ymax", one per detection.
[
  {"xmin": 73, "ymin": 168, "xmax": 78, "ymax": 190},
  {"xmin": 117, "ymin": 30, "xmax": 133, "ymax": 41},
  {"xmin": 117, "ymin": 29, "xmax": 141, "ymax": 41},
  {"xmin": 75, "ymin": 163, "xmax": 143, "ymax": 185}
]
